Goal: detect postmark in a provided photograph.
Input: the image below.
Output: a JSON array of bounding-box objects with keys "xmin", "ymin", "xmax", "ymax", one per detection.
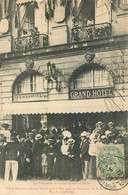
[{"xmin": 96, "ymin": 144, "xmax": 128, "ymax": 191}]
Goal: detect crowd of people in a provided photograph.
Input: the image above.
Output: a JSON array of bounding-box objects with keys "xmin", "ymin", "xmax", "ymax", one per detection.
[{"xmin": 0, "ymin": 120, "xmax": 125, "ymax": 181}]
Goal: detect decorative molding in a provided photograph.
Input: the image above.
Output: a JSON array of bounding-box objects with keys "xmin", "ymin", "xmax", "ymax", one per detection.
[
  {"xmin": 119, "ymin": 0, "xmax": 128, "ymax": 10},
  {"xmin": 25, "ymin": 56, "xmax": 34, "ymax": 71},
  {"xmin": 84, "ymin": 48, "xmax": 95, "ymax": 64}
]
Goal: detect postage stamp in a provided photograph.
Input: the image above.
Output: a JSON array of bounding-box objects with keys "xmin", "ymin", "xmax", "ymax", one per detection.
[{"xmin": 96, "ymin": 144, "xmax": 128, "ymax": 191}]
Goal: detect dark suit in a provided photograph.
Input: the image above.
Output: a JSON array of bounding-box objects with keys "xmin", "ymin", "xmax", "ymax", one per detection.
[
  {"xmin": 32, "ymin": 139, "xmax": 43, "ymax": 178},
  {"xmin": 24, "ymin": 139, "xmax": 34, "ymax": 177},
  {"xmin": 80, "ymin": 139, "xmax": 90, "ymax": 161},
  {"xmin": 80, "ymin": 138, "xmax": 90, "ymax": 179}
]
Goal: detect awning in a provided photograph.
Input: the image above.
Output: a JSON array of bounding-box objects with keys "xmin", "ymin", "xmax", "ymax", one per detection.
[
  {"xmin": 16, "ymin": 0, "xmax": 36, "ymax": 5},
  {"xmin": 3, "ymin": 97, "xmax": 128, "ymax": 115}
]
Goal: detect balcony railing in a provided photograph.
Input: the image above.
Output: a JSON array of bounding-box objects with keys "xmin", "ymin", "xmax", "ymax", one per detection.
[
  {"xmin": 14, "ymin": 33, "xmax": 48, "ymax": 51},
  {"xmin": 71, "ymin": 23, "xmax": 111, "ymax": 42}
]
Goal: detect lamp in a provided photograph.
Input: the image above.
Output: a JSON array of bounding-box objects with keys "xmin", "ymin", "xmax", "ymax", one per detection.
[
  {"xmin": 43, "ymin": 61, "xmax": 62, "ymax": 92},
  {"xmin": 56, "ymin": 74, "xmax": 62, "ymax": 92}
]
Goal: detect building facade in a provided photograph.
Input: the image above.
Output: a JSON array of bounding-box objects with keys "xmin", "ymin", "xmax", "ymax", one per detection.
[{"xmin": 0, "ymin": 0, "xmax": 128, "ymax": 148}]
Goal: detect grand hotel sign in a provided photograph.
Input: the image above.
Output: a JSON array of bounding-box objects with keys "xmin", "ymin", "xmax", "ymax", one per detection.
[{"xmin": 69, "ymin": 87, "xmax": 114, "ymax": 100}]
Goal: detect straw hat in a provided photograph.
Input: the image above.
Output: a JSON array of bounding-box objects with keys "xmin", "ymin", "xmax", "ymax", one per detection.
[
  {"xmin": 35, "ymin": 134, "xmax": 43, "ymax": 140},
  {"xmin": 80, "ymin": 131, "xmax": 90, "ymax": 138}
]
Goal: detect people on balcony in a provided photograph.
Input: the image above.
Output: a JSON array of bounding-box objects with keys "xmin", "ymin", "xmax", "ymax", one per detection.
[{"xmin": 87, "ymin": 17, "xmax": 94, "ymax": 26}]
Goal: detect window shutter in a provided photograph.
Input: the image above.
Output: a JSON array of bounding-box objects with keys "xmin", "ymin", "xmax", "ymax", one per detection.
[{"xmin": 95, "ymin": 0, "xmax": 111, "ymax": 24}]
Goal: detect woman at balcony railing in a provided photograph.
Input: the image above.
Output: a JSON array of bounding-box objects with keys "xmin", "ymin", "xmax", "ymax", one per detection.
[
  {"xmin": 87, "ymin": 17, "xmax": 94, "ymax": 26},
  {"xmin": 86, "ymin": 17, "xmax": 94, "ymax": 40}
]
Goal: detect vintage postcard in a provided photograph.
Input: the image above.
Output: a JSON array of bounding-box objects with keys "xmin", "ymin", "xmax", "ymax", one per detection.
[{"xmin": 0, "ymin": 0, "xmax": 128, "ymax": 194}]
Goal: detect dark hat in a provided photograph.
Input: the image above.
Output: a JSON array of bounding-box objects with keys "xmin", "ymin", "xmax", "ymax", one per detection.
[
  {"xmin": 107, "ymin": 132, "xmax": 115, "ymax": 138},
  {"xmin": 100, "ymin": 135, "xmax": 107, "ymax": 143},
  {"xmin": 68, "ymin": 138, "xmax": 75, "ymax": 144},
  {"xmin": 0, "ymin": 135, "xmax": 6, "ymax": 142}
]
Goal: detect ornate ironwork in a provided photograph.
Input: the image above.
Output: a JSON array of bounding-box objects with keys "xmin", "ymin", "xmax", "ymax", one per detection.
[
  {"xmin": 72, "ymin": 23, "xmax": 111, "ymax": 42},
  {"xmin": 14, "ymin": 33, "xmax": 48, "ymax": 51}
]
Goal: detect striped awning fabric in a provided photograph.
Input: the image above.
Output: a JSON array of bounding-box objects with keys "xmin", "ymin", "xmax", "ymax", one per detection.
[{"xmin": 3, "ymin": 97, "xmax": 128, "ymax": 115}]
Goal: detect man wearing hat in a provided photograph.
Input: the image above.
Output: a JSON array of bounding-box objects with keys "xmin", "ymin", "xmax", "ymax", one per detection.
[
  {"xmin": 61, "ymin": 130, "xmax": 72, "ymax": 180},
  {"xmin": 23, "ymin": 132, "xmax": 34, "ymax": 178},
  {"xmin": 1, "ymin": 123, "xmax": 11, "ymax": 142},
  {"xmin": 38, "ymin": 121, "xmax": 49, "ymax": 139},
  {"xmin": 4, "ymin": 137, "xmax": 20, "ymax": 181},
  {"xmin": 0, "ymin": 135, "xmax": 6, "ymax": 179},
  {"xmin": 32, "ymin": 134, "xmax": 43, "ymax": 178},
  {"xmin": 67, "ymin": 138, "xmax": 76, "ymax": 180},
  {"xmin": 80, "ymin": 131, "xmax": 90, "ymax": 180},
  {"xmin": 43, "ymin": 135, "xmax": 56, "ymax": 180}
]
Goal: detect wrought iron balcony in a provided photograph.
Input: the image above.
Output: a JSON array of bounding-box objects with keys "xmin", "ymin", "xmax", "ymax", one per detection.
[
  {"xmin": 71, "ymin": 23, "xmax": 111, "ymax": 42},
  {"xmin": 14, "ymin": 33, "xmax": 48, "ymax": 51}
]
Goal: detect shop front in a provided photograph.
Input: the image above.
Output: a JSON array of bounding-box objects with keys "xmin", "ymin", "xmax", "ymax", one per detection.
[
  {"xmin": 3, "ymin": 57, "xmax": 128, "ymax": 136},
  {"xmin": 2, "ymin": 54, "xmax": 128, "ymax": 180}
]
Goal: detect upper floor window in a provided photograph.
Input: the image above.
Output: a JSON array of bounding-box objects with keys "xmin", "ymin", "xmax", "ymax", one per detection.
[
  {"xmin": 23, "ymin": 4, "xmax": 34, "ymax": 33},
  {"xmin": 16, "ymin": 1, "xmax": 38, "ymax": 36},
  {"xmin": 14, "ymin": 72, "xmax": 45, "ymax": 94},
  {"xmin": 95, "ymin": 0, "xmax": 111, "ymax": 24},
  {"xmin": 77, "ymin": 0, "xmax": 111, "ymax": 26},
  {"xmin": 70, "ymin": 66, "xmax": 113, "ymax": 90}
]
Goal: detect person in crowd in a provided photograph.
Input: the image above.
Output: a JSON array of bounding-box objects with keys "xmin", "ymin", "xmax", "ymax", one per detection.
[
  {"xmin": 0, "ymin": 135, "xmax": 6, "ymax": 179},
  {"xmin": 67, "ymin": 138, "xmax": 76, "ymax": 181},
  {"xmin": 43, "ymin": 135, "xmax": 55, "ymax": 180},
  {"xmin": 17, "ymin": 134, "xmax": 26, "ymax": 179},
  {"xmin": 1, "ymin": 124, "xmax": 11, "ymax": 142},
  {"xmin": 61, "ymin": 130, "xmax": 72, "ymax": 180},
  {"xmin": 114, "ymin": 134, "xmax": 123, "ymax": 144},
  {"xmin": 99, "ymin": 135, "xmax": 108, "ymax": 144},
  {"xmin": 88, "ymin": 121, "xmax": 105, "ymax": 179},
  {"xmin": 54, "ymin": 132, "xmax": 62, "ymax": 180},
  {"xmin": 80, "ymin": 131, "xmax": 90, "ymax": 180},
  {"xmin": 72, "ymin": 136, "xmax": 82, "ymax": 181},
  {"xmin": 107, "ymin": 121, "xmax": 119, "ymax": 138},
  {"xmin": 41, "ymin": 153, "xmax": 48, "ymax": 178},
  {"xmin": 32, "ymin": 134, "xmax": 43, "ymax": 179},
  {"xmin": 23, "ymin": 132, "xmax": 34, "ymax": 178},
  {"xmin": 39, "ymin": 123, "xmax": 49, "ymax": 179},
  {"xmin": 4, "ymin": 137, "xmax": 20, "ymax": 181},
  {"xmin": 31, "ymin": 128, "xmax": 38, "ymax": 137},
  {"xmin": 38, "ymin": 120, "xmax": 49, "ymax": 140},
  {"xmin": 49, "ymin": 126, "xmax": 57, "ymax": 140},
  {"xmin": 105, "ymin": 130, "xmax": 116, "ymax": 144}
]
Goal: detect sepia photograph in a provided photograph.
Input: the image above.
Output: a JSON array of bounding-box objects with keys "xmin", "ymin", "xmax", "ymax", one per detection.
[{"xmin": 0, "ymin": 0, "xmax": 128, "ymax": 194}]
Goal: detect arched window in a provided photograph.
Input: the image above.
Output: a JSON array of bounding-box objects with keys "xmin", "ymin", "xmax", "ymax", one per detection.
[
  {"xmin": 69, "ymin": 65, "xmax": 113, "ymax": 90},
  {"xmin": 13, "ymin": 71, "xmax": 45, "ymax": 95}
]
